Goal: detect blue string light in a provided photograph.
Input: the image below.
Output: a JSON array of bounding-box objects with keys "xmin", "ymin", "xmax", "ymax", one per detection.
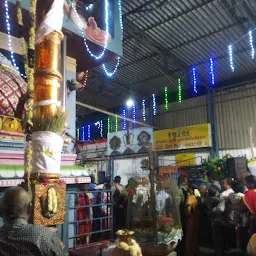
[
  {"xmin": 209, "ymin": 58, "xmax": 215, "ymax": 86},
  {"xmin": 152, "ymin": 94, "xmax": 156, "ymax": 116},
  {"xmin": 192, "ymin": 67, "xmax": 197, "ymax": 93},
  {"xmin": 249, "ymin": 30, "xmax": 255, "ymax": 60},
  {"xmin": 132, "ymin": 104, "xmax": 136, "ymax": 124},
  {"xmin": 4, "ymin": 0, "xmax": 26, "ymax": 78},
  {"xmin": 87, "ymin": 125, "xmax": 91, "ymax": 140},
  {"xmin": 72, "ymin": 0, "xmax": 109, "ymax": 60},
  {"xmin": 228, "ymin": 44, "xmax": 235, "ymax": 72},
  {"xmin": 102, "ymin": 57, "xmax": 120, "ymax": 77},
  {"xmin": 100, "ymin": 120, "xmax": 103, "ymax": 138},
  {"xmin": 82, "ymin": 127, "xmax": 85, "ymax": 140},
  {"xmin": 122, "ymin": 109, "xmax": 126, "ymax": 130},
  {"xmin": 142, "ymin": 100, "xmax": 146, "ymax": 122}
]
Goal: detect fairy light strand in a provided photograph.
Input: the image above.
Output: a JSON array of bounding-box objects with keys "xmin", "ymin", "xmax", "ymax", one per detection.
[
  {"xmin": 78, "ymin": 70, "xmax": 89, "ymax": 92},
  {"xmin": 100, "ymin": 120, "xmax": 103, "ymax": 138},
  {"xmin": 142, "ymin": 100, "xmax": 146, "ymax": 122},
  {"xmin": 122, "ymin": 109, "xmax": 126, "ymax": 130},
  {"xmin": 132, "ymin": 104, "xmax": 136, "ymax": 124},
  {"xmin": 77, "ymin": 128, "xmax": 80, "ymax": 140},
  {"xmin": 164, "ymin": 87, "xmax": 168, "ymax": 110},
  {"xmin": 4, "ymin": 0, "xmax": 26, "ymax": 78},
  {"xmin": 87, "ymin": 125, "xmax": 91, "ymax": 140},
  {"xmin": 102, "ymin": 57, "xmax": 120, "ymax": 77},
  {"xmin": 192, "ymin": 67, "xmax": 197, "ymax": 93},
  {"xmin": 72, "ymin": 0, "xmax": 109, "ymax": 60},
  {"xmin": 82, "ymin": 126, "xmax": 85, "ymax": 140},
  {"xmin": 107, "ymin": 117, "xmax": 111, "ymax": 134},
  {"xmin": 228, "ymin": 44, "xmax": 235, "ymax": 72},
  {"xmin": 209, "ymin": 58, "xmax": 215, "ymax": 86},
  {"xmin": 152, "ymin": 94, "xmax": 156, "ymax": 116},
  {"xmin": 178, "ymin": 79, "xmax": 182, "ymax": 103},
  {"xmin": 249, "ymin": 30, "xmax": 255, "ymax": 60},
  {"xmin": 115, "ymin": 114, "xmax": 118, "ymax": 132}
]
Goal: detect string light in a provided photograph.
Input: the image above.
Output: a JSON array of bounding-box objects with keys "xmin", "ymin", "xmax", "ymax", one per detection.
[
  {"xmin": 115, "ymin": 114, "xmax": 118, "ymax": 132},
  {"xmin": 78, "ymin": 70, "xmax": 89, "ymax": 92},
  {"xmin": 228, "ymin": 44, "xmax": 234, "ymax": 72},
  {"xmin": 82, "ymin": 127, "xmax": 85, "ymax": 140},
  {"xmin": 164, "ymin": 87, "xmax": 168, "ymax": 110},
  {"xmin": 87, "ymin": 125, "xmax": 91, "ymax": 140},
  {"xmin": 249, "ymin": 30, "xmax": 255, "ymax": 60},
  {"xmin": 178, "ymin": 79, "xmax": 182, "ymax": 103},
  {"xmin": 132, "ymin": 104, "xmax": 136, "ymax": 124},
  {"xmin": 142, "ymin": 100, "xmax": 146, "ymax": 122},
  {"xmin": 100, "ymin": 120, "xmax": 103, "ymax": 138},
  {"xmin": 209, "ymin": 58, "xmax": 215, "ymax": 86},
  {"xmin": 122, "ymin": 109, "xmax": 126, "ymax": 130},
  {"xmin": 77, "ymin": 128, "xmax": 80, "ymax": 140},
  {"xmin": 152, "ymin": 94, "xmax": 156, "ymax": 116},
  {"xmin": 192, "ymin": 67, "xmax": 197, "ymax": 93},
  {"xmin": 107, "ymin": 117, "xmax": 111, "ymax": 134},
  {"xmin": 85, "ymin": 4, "xmax": 93, "ymax": 11},
  {"xmin": 102, "ymin": 57, "xmax": 120, "ymax": 77},
  {"xmin": 71, "ymin": 0, "xmax": 109, "ymax": 60},
  {"xmin": 4, "ymin": 0, "xmax": 25, "ymax": 78}
]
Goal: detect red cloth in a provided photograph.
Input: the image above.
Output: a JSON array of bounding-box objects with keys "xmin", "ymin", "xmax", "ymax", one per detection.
[{"xmin": 244, "ymin": 190, "xmax": 256, "ymax": 214}]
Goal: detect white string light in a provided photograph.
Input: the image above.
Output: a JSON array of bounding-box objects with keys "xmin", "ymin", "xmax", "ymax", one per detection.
[
  {"xmin": 102, "ymin": 57, "xmax": 120, "ymax": 77},
  {"xmin": 85, "ymin": 4, "xmax": 93, "ymax": 11},
  {"xmin": 249, "ymin": 30, "xmax": 255, "ymax": 60},
  {"xmin": 142, "ymin": 100, "xmax": 146, "ymax": 122},
  {"xmin": 82, "ymin": 126, "xmax": 85, "ymax": 140},
  {"xmin": 4, "ymin": 0, "xmax": 26, "ymax": 78},
  {"xmin": 122, "ymin": 109, "xmax": 126, "ymax": 130},
  {"xmin": 118, "ymin": 0, "xmax": 123, "ymax": 41},
  {"xmin": 87, "ymin": 125, "xmax": 91, "ymax": 140},
  {"xmin": 100, "ymin": 120, "xmax": 103, "ymax": 137},
  {"xmin": 152, "ymin": 94, "xmax": 156, "ymax": 116},
  {"xmin": 132, "ymin": 104, "xmax": 136, "ymax": 124},
  {"xmin": 192, "ymin": 67, "xmax": 197, "ymax": 93},
  {"xmin": 228, "ymin": 44, "xmax": 235, "ymax": 72},
  {"xmin": 209, "ymin": 58, "xmax": 215, "ymax": 86},
  {"xmin": 72, "ymin": 0, "xmax": 109, "ymax": 60}
]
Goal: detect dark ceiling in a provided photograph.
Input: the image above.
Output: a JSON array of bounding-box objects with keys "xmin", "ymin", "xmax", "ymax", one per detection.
[{"xmin": 77, "ymin": 0, "xmax": 256, "ymax": 122}]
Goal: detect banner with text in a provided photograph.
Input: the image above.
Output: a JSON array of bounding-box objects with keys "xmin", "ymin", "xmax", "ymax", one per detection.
[{"xmin": 153, "ymin": 124, "xmax": 212, "ymax": 151}]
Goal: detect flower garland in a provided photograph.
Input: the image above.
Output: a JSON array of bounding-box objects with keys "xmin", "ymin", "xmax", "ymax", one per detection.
[
  {"xmin": 17, "ymin": 0, "xmax": 37, "ymax": 193},
  {"xmin": 116, "ymin": 238, "xmax": 142, "ymax": 256}
]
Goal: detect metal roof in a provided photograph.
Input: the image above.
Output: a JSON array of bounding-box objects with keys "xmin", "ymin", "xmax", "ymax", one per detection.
[{"xmin": 77, "ymin": 0, "xmax": 256, "ymax": 118}]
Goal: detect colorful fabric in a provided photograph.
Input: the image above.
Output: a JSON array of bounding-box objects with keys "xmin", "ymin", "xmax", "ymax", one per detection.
[
  {"xmin": 244, "ymin": 190, "xmax": 256, "ymax": 215},
  {"xmin": 157, "ymin": 228, "xmax": 182, "ymax": 245}
]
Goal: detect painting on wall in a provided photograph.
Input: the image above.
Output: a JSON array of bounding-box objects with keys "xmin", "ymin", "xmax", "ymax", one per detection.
[
  {"xmin": 107, "ymin": 127, "xmax": 153, "ymax": 156},
  {"xmin": 84, "ymin": 162, "xmax": 98, "ymax": 184}
]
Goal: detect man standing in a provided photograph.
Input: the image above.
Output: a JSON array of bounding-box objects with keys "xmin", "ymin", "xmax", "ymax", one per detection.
[
  {"xmin": 220, "ymin": 178, "xmax": 234, "ymax": 200},
  {"xmin": 0, "ymin": 186, "xmax": 66, "ymax": 256}
]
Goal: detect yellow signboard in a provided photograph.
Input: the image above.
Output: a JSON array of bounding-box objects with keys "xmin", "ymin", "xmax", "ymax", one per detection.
[
  {"xmin": 175, "ymin": 153, "xmax": 196, "ymax": 166},
  {"xmin": 153, "ymin": 123, "xmax": 212, "ymax": 151}
]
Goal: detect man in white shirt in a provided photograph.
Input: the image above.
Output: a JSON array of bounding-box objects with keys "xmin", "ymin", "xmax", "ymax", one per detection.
[{"xmin": 220, "ymin": 178, "xmax": 234, "ymax": 200}]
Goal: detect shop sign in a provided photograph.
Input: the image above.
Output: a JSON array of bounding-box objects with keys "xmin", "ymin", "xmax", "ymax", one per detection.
[
  {"xmin": 175, "ymin": 153, "xmax": 196, "ymax": 166},
  {"xmin": 153, "ymin": 123, "xmax": 212, "ymax": 151}
]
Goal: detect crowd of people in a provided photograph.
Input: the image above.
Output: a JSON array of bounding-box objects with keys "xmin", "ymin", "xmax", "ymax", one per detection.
[{"xmin": 177, "ymin": 172, "xmax": 256, "ymax": 256}]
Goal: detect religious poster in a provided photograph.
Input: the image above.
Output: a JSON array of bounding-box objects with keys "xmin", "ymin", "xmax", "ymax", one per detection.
[
  {"xmin": 153, "ymin": 124, "xmax": 212, "ymax": 152},
  {"xmin": 107, "ymin": 127, "xmax": 153, "ymax": 156}
]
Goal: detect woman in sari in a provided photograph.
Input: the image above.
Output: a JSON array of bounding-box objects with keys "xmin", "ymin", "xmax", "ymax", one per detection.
[{"xmin": 184, "ymin": 185, "xmax": 201, "ymax": 256}]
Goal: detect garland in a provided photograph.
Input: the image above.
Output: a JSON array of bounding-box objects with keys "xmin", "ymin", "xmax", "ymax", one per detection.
[
  {"xmin": 16, "ymin": 0, "xmax": 37, "ymax": 193},
  {"xmin": 116, "ymin": 239, "xmax": 142, "ymax": 256}
]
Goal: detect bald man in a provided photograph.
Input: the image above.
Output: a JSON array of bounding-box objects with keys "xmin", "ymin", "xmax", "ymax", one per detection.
[{"xmin": 0, "ymin": 186, "xmax": 66, "ymax": 256}]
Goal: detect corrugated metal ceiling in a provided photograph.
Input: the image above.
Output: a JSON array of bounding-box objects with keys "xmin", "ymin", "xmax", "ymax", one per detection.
[{"xmin": 78, "ymin": 0, "xmax": 256, "ymax": 113}]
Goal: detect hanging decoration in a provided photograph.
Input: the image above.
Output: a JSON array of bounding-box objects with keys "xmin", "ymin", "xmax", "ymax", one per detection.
[
  {"xmin": 152, "ymin": 94, "xmax": 156, "ymax": 116},
  {"xmin": 100, "ymin": 120, "xmax": 103, "ymax": 138},
  {"xmin": 122, "ymin": 109, "xmax": 126, "ymax": 130},
  {"xmin": 82, "ymin": 127, "xmax": 85, "ymax": 140},
  {"xmin": 4, "ymin": 0, "xmax": 26, "ymax": 78},
  {"xmin": 178, "ymin": 79, "xmax": 182, "ymax": 103},
  {"xmin": 209, "ymin": 58, "xmax": 215, "ymax": 86},
  {"xmin": 107, "ymin": 117, "xmax": 111, "ymax": 134},
  {"xmin": 85, "ymin": 4, "xmax": 93, "ymax": 11},
  {"xmin": 228, "ymin": 44, "xmax": 235, "ymax": 72},
  {"xmin": 78, "ymin": 70, "xmax": 89, "ymax": 92},
  {"xmin": 71, "ymin": 0, "xmax": 109, "ymax": 60},
  {"xmin": 132, "ymin": 104, "xmax": 136, "ymax": 124},
  {"xmin": 87, "ymin": 125, "xmax": 91, "ymax": 140},
  {"xmin": 77, "ymin": 128, "xmax": 80, "ymax": 140},
  {"xmin": 192, "ymin": 67, "xmax": 197, "ymax": 93},
  {"xmin": 164, "ymin": 87, "xmax": 168, "ymax": 110},
  {"xmin": 115, "ymin": 114, "xmax": 118, "ymax": 132},
  {"xmin": 102, "ymin": 57, "xmax": 120, "ymax": 77},
  {"xmin": 142, "ymin": 100, "xmax": 146, "ymax": 121},
  {"xmin": 249, "ymin": 30, "xmax": 255, "ymax": 60}
]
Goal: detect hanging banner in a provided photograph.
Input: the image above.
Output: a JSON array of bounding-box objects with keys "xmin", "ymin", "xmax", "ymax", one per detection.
[
  {"xmin": 175, "ymin": 153, "xmax": 196, "ymax": 166},
  {"xmin": 153, "ymin": 123, "xmax": 212, "ymax": 152}
]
